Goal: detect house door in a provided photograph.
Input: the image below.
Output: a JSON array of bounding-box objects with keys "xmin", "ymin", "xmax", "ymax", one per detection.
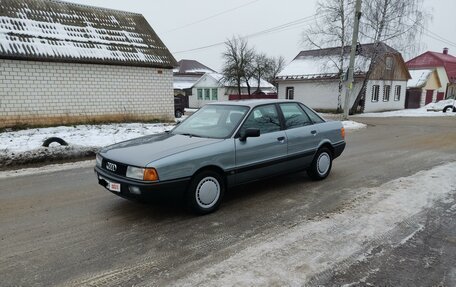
[
  {"xmin": 405, "ymin": 90, "xmax": 421, "ymax": 109},
  {"xmin": 436, "ymin": 92, "xmax": 445, "ymax": 102},
  {"xmin": 425, "ymin": 90, "xmax": 434, "ymax": 105}
]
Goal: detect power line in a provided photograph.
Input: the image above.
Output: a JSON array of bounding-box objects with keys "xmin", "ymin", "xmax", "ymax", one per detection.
[
  {"xmin": 173, "ymin": 14, "xmax": 319, "ymax": 54},
  {"xmin": 167, "ymin": 0, "xmax": 261, "ymax": 33}
]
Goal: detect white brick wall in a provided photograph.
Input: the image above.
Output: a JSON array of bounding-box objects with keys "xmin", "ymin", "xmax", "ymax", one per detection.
[{"xmin": 0, "ymin": 59, "xmax": 174, "ymax": 127}]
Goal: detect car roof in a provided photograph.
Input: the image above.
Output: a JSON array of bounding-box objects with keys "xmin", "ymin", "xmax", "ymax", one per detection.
[{"xmin": 206, "ymin": 99, "xmax": 301, "ymax": 108}]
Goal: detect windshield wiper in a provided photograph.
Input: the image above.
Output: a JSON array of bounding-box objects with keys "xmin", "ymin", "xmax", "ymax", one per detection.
[{"xmin": 180, "ymin": 133, "xmax": 201, "ymax": 138}]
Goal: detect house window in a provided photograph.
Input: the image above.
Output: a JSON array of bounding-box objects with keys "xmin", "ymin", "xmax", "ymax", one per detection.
[
  {"xmin": 394, "ymin": 85, "xmax": 401, "ymax": 101},
  {"xmin": 371, "ymin": 85, "xmax": 380, "ymax": 102},
  {"xmin": 197, "ymin": 89, "xmax": 203, "ymax": 100},
  {"xmin": 286, "ymin": 87, "xmax": 294, "ymax": 100},
  {"xmin": 383, "ymin": 85, "xmax": 391, "ymax": 102},
  {"xmin": 211, "ymin": 88, "xmax": 218, "ymax": 100},
  {"xmin": 386, "ymin": 57, "xmax": 393, "ymax": 70},
  {"xmin": 204, "ymin": 89, "xmax": 210, "ymax": 100}
]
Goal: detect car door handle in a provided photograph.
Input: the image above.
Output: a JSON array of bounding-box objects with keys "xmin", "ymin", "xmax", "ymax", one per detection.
[
  {"xmin": 277, "ymin": 136, "xmax": 286, "ymax": 142},
  {"xmin": 311, "ymin": 130, "xmax": 317, "ymax": 136}
]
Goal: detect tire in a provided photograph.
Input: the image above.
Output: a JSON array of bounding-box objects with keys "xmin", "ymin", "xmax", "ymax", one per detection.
[
  {"xmin": 42, "ymin": 137, "xmax": 68, "ymax": 147},
  {"xmin": 186, "ymin": 170, "xmax": 225, "ymax": 215},
  {"xmin": 307, "ymin": 147, "xmax": 333, "ymax": 180},
  {"xmin": 442, "ymin": 105, "xmax": 456, "ymax": 113},
  {"xmin": 175, "ymin": 109, "xmax": 183, "ymax": 118}
]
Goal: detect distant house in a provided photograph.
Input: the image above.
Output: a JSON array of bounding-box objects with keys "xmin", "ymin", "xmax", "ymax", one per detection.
[
  {"xmin": 0, "ymin": 0, "xmax": 177, "ymax": 128},
  {"xmin": 276, "ymin": 43, "xmax": 411, "ymax": 113},
  {"xmin": 189, "ymin": 73, "xmax": 276, "ymax": 108},
  {"xmin": 173, "ymin": 59, "xmax": 216, "ymax": 108},
  {"xmin": 405, "ymin": 69, "xmax": 442, "ymax": 108},
  {"xmin": 406, "ymin": 48, "xmax": 456, "ymax": 107}
]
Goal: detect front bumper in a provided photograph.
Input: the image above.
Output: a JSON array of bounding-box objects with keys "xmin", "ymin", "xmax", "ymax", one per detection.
[{"xmin": 94, "ymin": 166, "xmax": 191, "ymax": 200}]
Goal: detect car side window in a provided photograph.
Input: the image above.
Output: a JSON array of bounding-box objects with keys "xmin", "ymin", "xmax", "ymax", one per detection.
[
  {"xmin": 279, "ymin": 103, "xmax": 312, "ymax": 129},
  {"xmin": 240, "ymin": 104, "xmax": 281, "ymax": 135},
  {"xmin": 300, "ymin": 104, "xmax": 325, "ymax": 124}
]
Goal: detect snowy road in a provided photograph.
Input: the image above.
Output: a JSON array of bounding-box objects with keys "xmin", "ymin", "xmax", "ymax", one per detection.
[{"xmin": 0, "ymin": 116, "xmax": 455, "ymax": 286}]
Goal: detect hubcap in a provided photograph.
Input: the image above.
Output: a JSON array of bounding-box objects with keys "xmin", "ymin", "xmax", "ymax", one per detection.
[
  {"xmin": 317, "ymin": 152, "xmax": 331, "ymax": 176},
  {"xmin": 195, "ymin": 176, "xmax": 220, "ymax": 208}
]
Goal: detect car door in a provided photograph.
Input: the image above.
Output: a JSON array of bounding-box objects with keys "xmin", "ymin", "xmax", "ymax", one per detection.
[
  {"xmin": 234, "ymin": 104, "xmax": 288, "ymax": 184},
  {"xmin": 279, "ymin": 102, "xmax": 321, "ymax": 170}
]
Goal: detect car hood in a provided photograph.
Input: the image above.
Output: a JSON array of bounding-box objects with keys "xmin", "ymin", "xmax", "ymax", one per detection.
[{"xmin": 99, "ymin": 133, "xmax": 224, "ymax": 167}]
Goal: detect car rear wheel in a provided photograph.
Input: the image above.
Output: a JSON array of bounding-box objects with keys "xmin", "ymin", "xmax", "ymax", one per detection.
[
  {"xmin": 186, "ymin": 170, "xmax": 224, "ymax": 215},
  {"xmin": 307, "ymin": 147, "xmax": 333, "ymax": 180},
  {"xmin": 175, "ymin": 109, "xmax": 183, "ymax": 118}
]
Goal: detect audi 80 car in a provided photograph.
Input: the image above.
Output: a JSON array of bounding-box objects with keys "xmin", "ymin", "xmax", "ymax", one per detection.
[{"xmin": 95, "ymin": 100, "xmax": 346, "ymax": 214}]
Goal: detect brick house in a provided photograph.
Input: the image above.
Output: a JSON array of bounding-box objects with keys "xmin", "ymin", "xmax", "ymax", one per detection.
[{"xmin": 0, "ymin": 0, "xmax": 177, "ymax": 128}]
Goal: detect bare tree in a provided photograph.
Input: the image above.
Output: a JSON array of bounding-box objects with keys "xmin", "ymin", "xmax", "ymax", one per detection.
[
  {"xmin": 302, "ymin": 0, "xmax": 353, "ymax": 112},
  {"xmin": 251, "ymin": 53, "xmax": 272, "ymax": 92},
  {"xmin": 264, "ymin": 56, "xmax": 285, "ymax": 89},
  {"xmin": 221, "ymin": 37, "xmax": 255, "ymax": 96},
  {"xmin": 349, "ymin": 0, "xmax": 428, "ymax": 113}
]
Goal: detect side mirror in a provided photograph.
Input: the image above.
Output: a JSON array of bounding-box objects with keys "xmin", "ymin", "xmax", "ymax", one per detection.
[{"xmin": 239, "ymin": 128, "xmax": 260, "ymax": 141}]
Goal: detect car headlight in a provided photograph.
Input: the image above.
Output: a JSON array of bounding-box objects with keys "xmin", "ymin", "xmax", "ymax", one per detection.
[
  {"xmin": 126, "ymin": 166, "xmax": 159, "ymax": 181},
  {"xmin": 96, "ymin": 153, "xmax": 103, "ymax": 167}
]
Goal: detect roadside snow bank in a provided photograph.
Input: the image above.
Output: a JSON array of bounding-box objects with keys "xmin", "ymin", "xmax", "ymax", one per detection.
[
  {"xmin": 0, "ymin": 160, "xmax": 94, "ymax": 179},
  {"xmin": 0, "ymin": 123, "xmax": 173, "ymax": 153},
  {"xmin": 174, "ymin": 162, "xmax": 456, "ymax": 286},
  {"xmin": 342, "ymin": 121, "xmax": 366, "ymax": 130},
  {"xmin": 0, "ymin": 123, "xmax": 173, "ymax": 168},
  {"xmin": 358, "ymin": 99, "xmax": 456, "ymax": 117}
]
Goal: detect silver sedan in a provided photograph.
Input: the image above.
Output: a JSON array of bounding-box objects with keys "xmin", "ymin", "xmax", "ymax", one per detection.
[{"xmin": 95, "ymin": 100, "xmax": 346, "ymax": 214}]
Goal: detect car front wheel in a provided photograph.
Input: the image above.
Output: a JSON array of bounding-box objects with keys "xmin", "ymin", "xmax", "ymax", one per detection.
[
  {"xmin": 186, "ymin": 170, "xmax": 225, "ymax": 215},
  {"xmin": 307, "ymin": 147, "xmax": 333, "ymax": 180}
]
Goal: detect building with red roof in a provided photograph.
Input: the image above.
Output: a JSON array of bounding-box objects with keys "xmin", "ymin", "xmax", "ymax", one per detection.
[{"xmin": 406, "ymin": 48, "xmax": 456, "ymax": 107}]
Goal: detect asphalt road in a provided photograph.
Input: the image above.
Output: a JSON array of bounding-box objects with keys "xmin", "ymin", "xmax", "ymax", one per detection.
[{"xmin": 1, "ymin": 116, "xmax": 455, "ymax": 286}]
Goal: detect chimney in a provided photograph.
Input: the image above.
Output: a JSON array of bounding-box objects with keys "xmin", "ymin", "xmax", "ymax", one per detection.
[{"xmin": 443, "ymin": 47, "xmax": 449, "ymax": 55}]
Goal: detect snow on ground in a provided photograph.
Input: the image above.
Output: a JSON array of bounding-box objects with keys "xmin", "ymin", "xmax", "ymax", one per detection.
[
  {"xmin": 357, "ymin": 99, "xmax": 456, "ymax": 118},
  {"xmin": 0, "ymin": 160, "xmax": 94, "ymax": 179},
  {"xmin": 0, "ymin": 123, "xmax": 173, "ymax": 154},
  {"xmin": 342, "ymin": 121, "xmax": 367, "ymax": 130},
  {"xmin": 173, "ymin": 162, "xmax": 456, "ymax": 286}
]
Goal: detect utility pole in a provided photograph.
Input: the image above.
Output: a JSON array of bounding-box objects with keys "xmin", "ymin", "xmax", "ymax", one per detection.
[{"xmin": 343, "ymin": 0, "xmax": 362, "ymax": 120}]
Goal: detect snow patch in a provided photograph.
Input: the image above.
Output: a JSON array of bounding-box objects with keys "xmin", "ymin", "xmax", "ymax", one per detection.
[
  {"xmin": 172, "ymin": 162, "xmax": 456, "ymax": 286},
  {"xmin": 0, "ymin": 160, "xmax": 94, "ymax": 179},
  {"xmin": 342, "ymin": 121, "xmax": 367, "ymax": 130}
]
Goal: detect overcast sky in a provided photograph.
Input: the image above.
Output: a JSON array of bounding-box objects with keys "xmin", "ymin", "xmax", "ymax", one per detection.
[{"xmin": 67, "ymin": 0, "xmax": 456, "ymax": 71}]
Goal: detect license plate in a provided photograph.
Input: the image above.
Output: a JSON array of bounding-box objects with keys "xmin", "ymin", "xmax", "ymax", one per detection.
[
  {"xmin": 100, "ymin": 176, "xmax": 121, "ymax": 193},
  {"xmin": 108, "ymin": 182, "xmax": 121, "ymax": 193}
]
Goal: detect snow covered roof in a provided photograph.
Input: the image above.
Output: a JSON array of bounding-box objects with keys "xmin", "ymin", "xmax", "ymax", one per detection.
[
  {"xmin": 407, "ymin": 69, "xmax": 433, "ymax": 88},
  {"xmin": 0, "ymin": 0, "xmax": 176, "ymax": 68},
  {"xmin": 173, "ymin": 74, "xmax": 201, "ymax": 90},
  {"xmin": 277, "ymin": 55, "xmax": 371, "ymax": 80},
  {"xmin": 277, "ymin": 42, "xmax": 398, "ymax": 80},
  {"xmin": 204, "ymin": 72, "xmax": 275, "ymax": 89},
  {"xmin": 174, "ymin": 59, "xmax": 216, "ymax": 74}
]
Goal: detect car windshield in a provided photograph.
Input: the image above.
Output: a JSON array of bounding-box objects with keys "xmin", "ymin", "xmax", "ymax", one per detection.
[{"xmin": 172, "ymin": 105, "xmax": 249, "ymax": 139}]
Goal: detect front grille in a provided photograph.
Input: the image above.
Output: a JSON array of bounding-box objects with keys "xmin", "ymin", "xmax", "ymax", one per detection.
[{"xmin": 102, "ymin": 158, "xmax": 128, "ymax": 177}]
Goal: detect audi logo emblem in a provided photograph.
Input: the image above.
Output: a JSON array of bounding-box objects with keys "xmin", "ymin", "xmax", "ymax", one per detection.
[{"xmin": 106, "ymin": 162, "xmax": 117, "ymax": 172}]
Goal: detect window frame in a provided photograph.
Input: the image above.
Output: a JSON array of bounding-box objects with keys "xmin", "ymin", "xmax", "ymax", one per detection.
[
  {"xmin": 211, "ymin": 88, "xmax": 218, "ymax": 100},
  {"xmin": 383, "ymin": 85, "xmax": 391, "ymax": 102},
  {"xmin": 279, "ymin": 102, "xmax": 313, "ymax": 130},
  {"xmin": 385, "ymin": 57, "xmax": 393, "ymax": 70},
  {"xmin": 394, "ymin": 85, "xmax": 401, "ymax": 101},
  {"xmin": 197, "ymin": 89, "xmax": 203, "ymax": 100},
  {"xmin": 286, "ymin": 87, "xmax": 294, "ymax": 100},
  {"xmin": 371, "ymin": 85, "xmax": 380, "ymax": 102}
]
